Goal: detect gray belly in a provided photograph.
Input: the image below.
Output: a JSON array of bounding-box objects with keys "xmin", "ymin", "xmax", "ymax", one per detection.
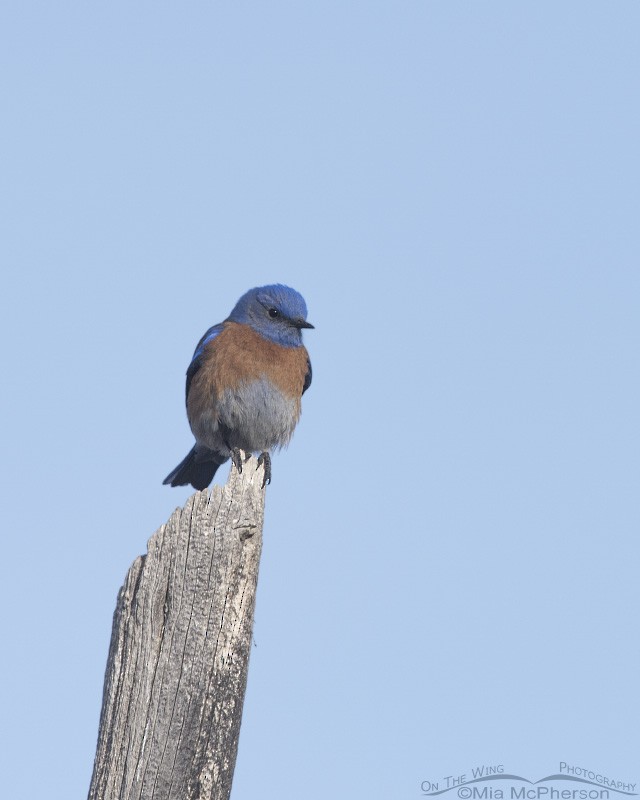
[{"xmin": 197, "ymin": 378, "xmax": 300, "ymax": 454}]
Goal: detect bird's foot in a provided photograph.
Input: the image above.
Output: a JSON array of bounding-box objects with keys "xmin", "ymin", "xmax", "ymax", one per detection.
[
  {"xmin": 256, "ymin": 451, "xmax": 271, "ymax": 487},
  {"xmin": 231, "ymin": 447, "xmax": 244, "ymax": 474}
]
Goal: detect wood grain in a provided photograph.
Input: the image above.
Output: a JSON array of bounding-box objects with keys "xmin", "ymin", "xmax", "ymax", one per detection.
[{"xmin": 88, "ymin": 459, "xmax": 266, "ymax": 800}]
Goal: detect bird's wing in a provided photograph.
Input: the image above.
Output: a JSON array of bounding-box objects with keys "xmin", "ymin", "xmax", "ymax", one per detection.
[
  {"xmin": 302, "ymin": 355, "xmax": 312, "ymax": 395},
  {"xmin": 186, "ymin": 323, "xmax": 224, "ymax": 402}
]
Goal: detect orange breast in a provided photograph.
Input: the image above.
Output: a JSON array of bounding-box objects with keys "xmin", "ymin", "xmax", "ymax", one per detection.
[{"xmin": 207, "ymin": 322, "xmax": 309, "ymax": 397}]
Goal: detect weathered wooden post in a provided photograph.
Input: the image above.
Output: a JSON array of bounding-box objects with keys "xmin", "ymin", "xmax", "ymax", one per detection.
[{"xmin": 88, "ymin": 460, "xmax": 266, "ymax": 800}]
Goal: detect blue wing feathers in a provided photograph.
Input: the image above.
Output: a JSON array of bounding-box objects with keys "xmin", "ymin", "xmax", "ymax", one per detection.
[
  {"xmin": 186, "ymin": 323, "xmax": 224, "ymax": 401},
  {"xmin": 193, "ymin": 324, "xmax": 224, "ymax": 360},
  {"xmin": 303, "ymin": 357, "xmax": 312, "ymax": 394}
]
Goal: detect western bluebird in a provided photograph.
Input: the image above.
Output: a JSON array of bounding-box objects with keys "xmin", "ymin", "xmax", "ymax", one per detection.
[{"xmin": 163, "ymin": 284, "xmax": 313, "ymax": 490}]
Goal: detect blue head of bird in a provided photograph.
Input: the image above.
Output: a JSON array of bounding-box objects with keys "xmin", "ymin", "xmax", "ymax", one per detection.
[{"xmin": 227, "ymin": 284, "xmax": 314, "ymax": 347}]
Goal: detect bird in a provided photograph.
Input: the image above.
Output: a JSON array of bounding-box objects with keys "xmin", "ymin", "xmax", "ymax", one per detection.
[{"xmin": 163, "ymin": 284, "xmax": 313, "ymax": 490}]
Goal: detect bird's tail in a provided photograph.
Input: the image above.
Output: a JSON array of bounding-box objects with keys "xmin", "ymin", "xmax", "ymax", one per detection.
[{"xmin": 162, "ymin": 446, "xmax": 228, "ymax": 490}]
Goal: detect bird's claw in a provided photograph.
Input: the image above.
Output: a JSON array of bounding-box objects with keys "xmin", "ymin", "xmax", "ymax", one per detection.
[
  {"xmin": 257, "ymin": 452, "xmax": 271, "ymax": 487},
  {"xmin": 231, "ymin": 448, "xmax": 244, "ymax": 474}
]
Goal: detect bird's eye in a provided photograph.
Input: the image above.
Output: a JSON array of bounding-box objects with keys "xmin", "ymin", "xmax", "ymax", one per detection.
[{"xmin": 268, "ymin": 308, "xmax": 280, "ymax": 318}]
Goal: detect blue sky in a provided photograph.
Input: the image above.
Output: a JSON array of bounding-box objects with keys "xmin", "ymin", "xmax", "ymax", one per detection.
[{"xmin": 1, "ymin": 3, "xmax": 638, "ymax": 798}]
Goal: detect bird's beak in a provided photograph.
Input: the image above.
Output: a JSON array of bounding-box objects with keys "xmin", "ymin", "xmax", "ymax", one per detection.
[{"xmin": 293, "ymin": 318, "xmax": 314, "ymax": 329}]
